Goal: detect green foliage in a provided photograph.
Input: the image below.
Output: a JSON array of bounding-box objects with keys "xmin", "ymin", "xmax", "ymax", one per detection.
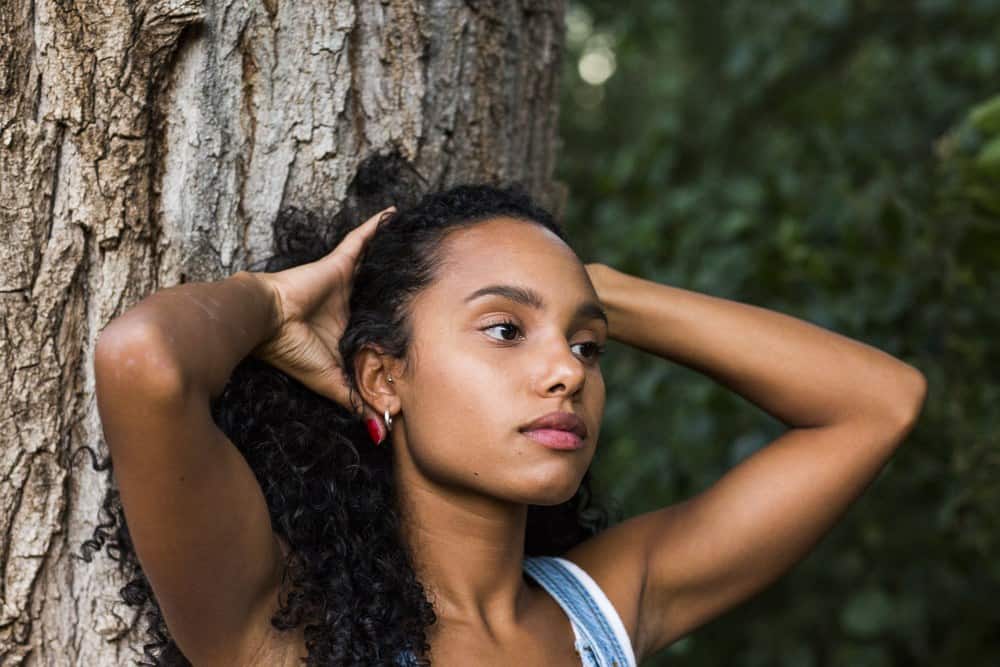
[{"xmin": 558, "ymin": 1, "xmax": 1000, "ymax": 665}]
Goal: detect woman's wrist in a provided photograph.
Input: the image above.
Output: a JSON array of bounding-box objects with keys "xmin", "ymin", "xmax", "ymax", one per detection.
[
  {"xmin": 231, "ymin": 271, "xmax": 284, "ymax": 350},
  {"xmin": 585, "ymin": 262, "xmax": 628, "ymax": 341}
]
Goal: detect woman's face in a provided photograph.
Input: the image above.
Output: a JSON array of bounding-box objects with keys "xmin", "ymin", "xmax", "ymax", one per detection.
[{"xmin": 393, "ymin": 217, "xmax": 607, "ymax": 506}]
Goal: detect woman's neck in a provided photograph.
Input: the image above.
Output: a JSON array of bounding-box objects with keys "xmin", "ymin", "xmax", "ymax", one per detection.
[{"xmin": 396, "ymin": 470, "xmax": 533, "ymax": 635}]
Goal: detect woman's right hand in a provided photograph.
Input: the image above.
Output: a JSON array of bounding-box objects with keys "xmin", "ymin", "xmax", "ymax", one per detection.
[{"xmin": 247, "ymin": 206, "xmax": 395, "ymax": 415}]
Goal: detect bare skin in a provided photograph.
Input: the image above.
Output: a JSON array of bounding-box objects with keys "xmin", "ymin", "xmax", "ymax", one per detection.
[{"xmin": 94, "ymin": 211, "xmax": 926, "ymax": 665}]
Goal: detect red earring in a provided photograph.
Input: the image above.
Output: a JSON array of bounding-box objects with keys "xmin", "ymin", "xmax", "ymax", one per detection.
[{"xmin": 365, "ymin": 417, "xmax": 384, "ymax": 445}]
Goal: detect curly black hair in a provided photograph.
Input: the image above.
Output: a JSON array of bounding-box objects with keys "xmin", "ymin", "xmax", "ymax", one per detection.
[{"xmin": 77, "ymin": 153, "xmax": 614, "ymax": 666}]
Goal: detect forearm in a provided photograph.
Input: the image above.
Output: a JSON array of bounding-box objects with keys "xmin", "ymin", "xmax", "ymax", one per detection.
[
  {"xmin": 96, "ymin": 271, "xmax": 279, "ymax": 399},
  {"xmin": 589, "ymin": 263, "xmax": 925, "ymax": 428}
]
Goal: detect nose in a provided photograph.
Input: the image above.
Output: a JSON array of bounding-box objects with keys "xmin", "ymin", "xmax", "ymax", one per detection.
[{"xmin": 534, "ymin": 333, "xmax": 587, "ymax": 398}]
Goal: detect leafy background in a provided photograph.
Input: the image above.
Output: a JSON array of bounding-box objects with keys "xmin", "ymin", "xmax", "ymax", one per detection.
[{"xmin": 557, "ymin": 1, "xmax": 1000, "ymax": 665}]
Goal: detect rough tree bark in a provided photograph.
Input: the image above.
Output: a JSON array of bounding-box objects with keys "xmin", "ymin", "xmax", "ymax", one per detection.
[{"xmin": 0, "ymin": 0, "xmax": 566, "ymax": 662}]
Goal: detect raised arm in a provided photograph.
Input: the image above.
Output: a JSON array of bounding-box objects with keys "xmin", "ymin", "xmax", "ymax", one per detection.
[
  {"xmin": 583, "ymin": 263, "xmax": 927, "ymax": 660},
  {"xmin": 93, "ymin": 208, "xmax": 391, "ymax": 664},
  {"xmin": 94, "ymin": 271, "xmax": 286, "ymax": 664}
]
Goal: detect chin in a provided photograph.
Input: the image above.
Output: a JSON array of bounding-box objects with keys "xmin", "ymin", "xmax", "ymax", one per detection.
[
  {"xmin": 514, "ymin": 469, "xmax": 585, "ymax": 506},
  {"xmin": 528, "ymin": 487, "xmax": 580, "ymax": 507}
]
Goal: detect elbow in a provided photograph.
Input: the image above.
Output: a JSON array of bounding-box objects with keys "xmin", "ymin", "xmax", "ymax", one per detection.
[
  {"xmin": 94, "ymin": 321, "xmax": 188, "ymax": 403},
  {"xmin": 887, "ymin": 364, "xmax": 928, "ymax": 434}
]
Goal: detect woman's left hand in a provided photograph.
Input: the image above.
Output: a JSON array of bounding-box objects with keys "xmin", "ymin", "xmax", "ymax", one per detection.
[{"xmin": 584, "ymin": 262, "xmax": 617, "ymax": 339}]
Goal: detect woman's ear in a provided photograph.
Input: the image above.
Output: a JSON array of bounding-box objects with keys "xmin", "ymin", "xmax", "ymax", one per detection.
[{"xmin": 353, "ymin": 344, "xmax": 401, "ymax": 416}]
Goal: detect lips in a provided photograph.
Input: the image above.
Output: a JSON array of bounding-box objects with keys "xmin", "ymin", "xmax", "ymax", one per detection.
[{"xmin": 518, "ymin": 411, "xmax": 588, "ymax": 440}]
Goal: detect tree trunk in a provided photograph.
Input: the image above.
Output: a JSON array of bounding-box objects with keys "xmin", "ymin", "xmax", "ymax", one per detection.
[{"xmin": 0, "ymin": 0, "xmax": 565, "ymax": 662}]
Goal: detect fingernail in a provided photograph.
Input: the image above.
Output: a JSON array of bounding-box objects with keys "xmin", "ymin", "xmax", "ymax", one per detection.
[{"xmin": 365, "ymin": 417, "xmax": 383, "ymax": 445}]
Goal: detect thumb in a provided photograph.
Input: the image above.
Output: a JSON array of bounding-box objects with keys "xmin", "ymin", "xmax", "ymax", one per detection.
[{"xmin": 328, "ymin": 206, "xmax": 397, "ymax": 267}]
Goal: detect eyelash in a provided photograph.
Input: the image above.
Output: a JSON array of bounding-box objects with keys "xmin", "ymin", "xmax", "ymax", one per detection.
[{"xmin": 481, "ymin": 319, "xmax": 607, "ymax": 361}]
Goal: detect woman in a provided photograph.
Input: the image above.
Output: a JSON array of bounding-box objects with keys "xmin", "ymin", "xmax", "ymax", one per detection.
[{"xmin": 86, "ymin": 182, "xmax": 926, "ymax": 666}]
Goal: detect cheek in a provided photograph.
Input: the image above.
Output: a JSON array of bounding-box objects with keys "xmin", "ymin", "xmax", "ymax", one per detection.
[{"xmin": 402, "ymin": 345, "xmax": 516, "ymax": 468}]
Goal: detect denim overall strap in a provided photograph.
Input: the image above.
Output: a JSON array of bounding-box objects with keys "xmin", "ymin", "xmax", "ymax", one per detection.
[
  {"xmin": 522, "ymin": 556, "xmax": 637, "ymax": 667},
  {"xmin": 395, "ymin": 649, "xmax": 417, "ymax": 666}
]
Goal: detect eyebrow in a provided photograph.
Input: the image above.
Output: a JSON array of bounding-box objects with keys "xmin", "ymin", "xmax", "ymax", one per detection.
[{"xmin": 463, "ymin": 284, "xmax": 608, "ymax": 326}]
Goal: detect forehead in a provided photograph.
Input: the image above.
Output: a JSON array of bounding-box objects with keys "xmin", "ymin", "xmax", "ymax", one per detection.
[{"xmin": 434, "ymin": 217, "xmax": 586, "ymax": 288}]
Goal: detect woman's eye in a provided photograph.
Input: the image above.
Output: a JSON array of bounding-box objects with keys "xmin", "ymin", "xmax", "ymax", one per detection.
[
  {"xmin": 572, "ymin": 341, "xmax": 607, "ymax": 361},
  {"xmin": 483, "ymin": 321, "xmax": 522, "ymax": 342}
]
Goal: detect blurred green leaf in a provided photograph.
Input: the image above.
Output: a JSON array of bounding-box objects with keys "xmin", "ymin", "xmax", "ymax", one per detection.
[
  {"xmin": 841, "ymin": 588, "xmax": 894, "ymax": 638},
  {"xmin": 969, "ymin": 94, "xmax": 1000, "ymax": 134}
]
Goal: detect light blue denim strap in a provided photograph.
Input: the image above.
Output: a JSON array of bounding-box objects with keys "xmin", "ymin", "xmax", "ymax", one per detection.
[
  {"xmin": 395, "ymin": 647, "xmax": 418, "ymax": 666},
  {"xmin": 522, "ymin": 556, "xmax": 637, "ymax": 667}
]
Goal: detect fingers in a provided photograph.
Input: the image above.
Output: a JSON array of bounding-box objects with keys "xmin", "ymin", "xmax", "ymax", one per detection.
[
  {"xmin": 334, "ymin": 206, "xmax": 396, "ymax": 262},
  {"xmin": 328, "ymin": 369, "xmax": 355, "ymax": 414}
]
